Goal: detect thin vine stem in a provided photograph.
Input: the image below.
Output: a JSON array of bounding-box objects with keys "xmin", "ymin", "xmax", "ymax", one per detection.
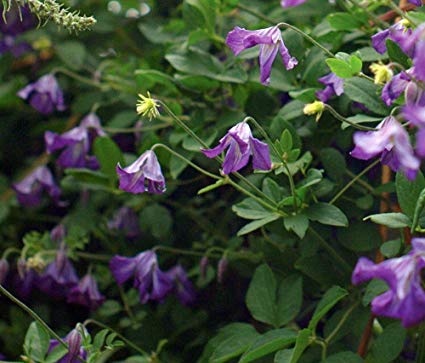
[
  {"xmin": 325, "ymin": 105, "xmax": 378, "ymax": 131},
  {"xmin": 325, "ymin": 303, "xmax": 359, "ymax": 344}
]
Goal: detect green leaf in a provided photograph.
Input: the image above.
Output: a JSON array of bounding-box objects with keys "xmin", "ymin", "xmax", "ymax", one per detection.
[
  {"xmin": 344, "ymin": 78, "xmax": 389, "ymax": 115},
  {"xmin": 342, "ymin": 114, "xmax": 381, "ymax": 130},
  {"xmin": 284, "ymin": 214, "xmax": 309, "ymax": 239},
  {"xmin": 362, "ymin": 279, "xmax": 388, "ymax": 306},
  {"xmin": 366, "ymin": 322, "xmax": 406, "ymax": 363},
  {"xmin": 239, "ymin": 329, "xmax": 297, "ymax": 363},
  {"xmin": 23, "ymin": 322, "xmax": 50, "ymax": 362},
  {"xmin": 350, "ymin": 55, "xmax": 363, "ymax": 74},
  {"xmin": 365, "ymin": 212, "xmax": 411, "ymax": 228},
  {"xmin": 396, "ymin": 170, "xmax": 425, "ymax": 218},
  {"xmin": 306, "ymin": 203, "xmax": 348, "ymax": 227},
  {"xmin": 386, "ymin": 39, "xmax": 410, "ymax": 69},
  {"xmin": 327, "ymin": 12, "xmax": 363, "ymax": 30},
  {"xmin": 237, "ymin": 214, "xmax": 281, "ymax": 236},
  {"xmin": 320, "ymin": 148, "xmax": 347, "ymax": 181},
  {"xmin": 337, "ymin": 222, "xmax": 381, "ymax": 252},
  {"xmin": 45, "ymin": 344, "xmax": 68, "ymax": 363},
  {"xmin": 210, "ymin": 325, "xmax": 260, "ymax": 363},
  {"xmin": 64, "ymin": 169, "xmax": 111, "ymax": 189},
  {"xmin": 183, "ymin": 0, "xmax": 216, "ymax": 34},
  {"xmin": 274, "ymin": 329, "xmax": 312, "ymax": 363},
  {"xmin": 93, "ymin": 137, "xmax": 125, "ymax": 181},
  {"xmin": 246, "ymin": 264, "xmax": 277, "ymax": 326},
  {"xmin": 323, "ymin": 351, "xmax": 363, "ymax": 363},
  {"xmin": 308, "ymin": 286, "xmax": 348, "ymax": 331},
  {"xmin": 326, "ymin": 58, "xmax": 353, "ymax": 78},
  {"xmin": 233, "ymin": 198, "xmax": 274, "ymax": 220},
  {"xmin": 277, "ymin": 275, "xmax": 303, "ymax": 326},
  {"xmin": 56, "ymin": 41, "xmax": 87, "ymax": 70},
  {"xmin": 280, "ymin": 129, "xmax": 293, "ymax": 152},
  {"xmin": 380, "ymin": 239, "xmax": 401, "ymax": 258},
  {"xmin": 139, "ymin": 204, "xmax": 172, "ymax": 240}
]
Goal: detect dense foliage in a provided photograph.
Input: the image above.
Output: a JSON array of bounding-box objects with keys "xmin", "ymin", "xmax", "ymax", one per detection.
[{"xmin": 2, "ymin": 0, "xmax": 425, "ymax": 362}]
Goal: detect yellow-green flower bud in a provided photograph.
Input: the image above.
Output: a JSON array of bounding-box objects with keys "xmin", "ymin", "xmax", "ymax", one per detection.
[
  {"xmin": 303, "ymin": 101, "xmax": 325, "ymax": 121},
  {"xmin": 369, "ymin": 63, "xmax": 393, "ymax": 85},
  {"xmin": 136, "ymin": 92, "xmax": 160, "ymax": 121}
]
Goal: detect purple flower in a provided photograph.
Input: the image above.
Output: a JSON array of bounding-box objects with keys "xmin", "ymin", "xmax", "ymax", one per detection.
[
  {"xmin": 12, "ymin": 166, "xmax": 61, "ymax": 207},
  {"xmin": 352, "ymin": 238, "xmax": 425, "ymax": 328},
  {"xmin": 110, "ymin": 250, "xmax": 173, "ymax": 304},
  {"xmin": 50, "ymin": 224, "xmax": 67, "ymax": 243},
  {"xmin": 200, "ymin": 256, "xmax": 209, "ymax": 280},
  {"xmin": 17, "ymin": 74, "xmax": 66, "ymax": 115},
  {"xmin": 0, "ymin": 4, "xmax": 36, "ymax": 36},
  {"xmin": 402, "ymin": 104, "xmax": 425, "ymax": 157},
  {"xmin": 166, "ymin": 265, "xmax": 196, "ymax": 306},
  {"xmin": 201, "ymin": 121, "xmax": 272, "ymax": 174},
  {"xmin": 116, "ymin": 150, "xmax": 166, "ymax": 194},
  {"xmin": 413, "ymin": 40, "xmax": 425, "ymax": 82},
  {"xmin": 281, "ymin": 0, "xmax": 307, "ymax": 6},
  {"xmin": 45, "ymin": 113, "xmax": 105, "ymax": 169},
  {"xmin": 37, "ymin": 250, "xmax": 79, "ymax": 298},
  {"xmin": 351, "ymin": 116, "xmax": 420, "ymax": 180},
  {"xmin": 226, "ymin": 26, "xmax": 297, "ymax": 85},
  {"xmin": 409, "ymin": 0, "xmax": 422, "ymax": 5},
  {"xmin": 381, "ymin": 72, "xmax": 410, "ymax": 106},
  {"xmin": 0, "ymin": 259, "xmax": 9, "ymax": 284},
  {"xmin": 107, "ymin": 206, "xmax": 140, "ymax": 238},
  {"xmin": 372, "ymin": 21, "xmax": 412, "ymax": 55},
  {"xmin": 48, "ymin": 328, "xmax": 87, "ymax": 363},
  {"xmin": 0, "ymin": 35, "xmax": 32, "ymax": 57},
  {"xmin": 13, "ymin": 260, "xmax": 38, "ymax": 299},
  {"xmin": 315, "ymin": 72, "xmax": 344, "ymax": 102},
  {"xmin": 67, "ymin": 274, "xmax": 105, "ymax": 310},
  {"xmin": 217, "ymin": 257, "xmax": 228, "ymax": 284}
]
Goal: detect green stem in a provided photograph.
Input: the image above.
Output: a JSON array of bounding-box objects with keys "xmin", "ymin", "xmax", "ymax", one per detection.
[
  {"xmin": 151, "ymin": 143, "xmax": 221, "ymax": 181},
  {"xmin": 308, "ymin": 227, "xmax": 352, "ymax": 273},
  {"xmin": 245, "ymin": 116, "xmax": 298, "ymax": 211},
  {"xmin": 277, "ymin": 22, "xmax": 335, "ymax": 58},
  {"xmin": 386, "ymin": 0, "xmax": 418, "ymax": 26},
  {"xmin": 75, "ymin": 251, "xmax": 112, "ymax": 261},
  {"xmin": 104, "ymin": 123, "xmax": 172, "ymax": 134},
  {"xmin": 118, "ymin": 285, "xmax": 135, "ymax": 320},
  {"xmin": 330, "ymin": 159, "xmax": 381, "ymax": 205},
  {"xmin": 84, "ymin": 319, "xmax": 148, "ymax": 357},
  {"xmin": 0, "ymin": 284, "xmax": 77, "ymax": 358},
  {"xmin": 346, "ymin": 0, "xmax": 389, "ymax": 28},
  {"xmin": 325, "ymin": 303, "xmax": 358, "ymax": 344},
  {"xmin": 154, "ymin": 245, "xmax": 221, "ymax": 258},
  {"xmin": 2, "ymin": 247, "xmax": 21, "ymax": 259},
  {"xmin": 52, "ymin": 67, "xmax": 108, "ymax": 91},
  {"xmin": 325, "ymin": 105, "xmax": 378, "ymax": 131},
  {"xmin": 236, "ymin": 3, "xmax": 277, "ymax": 24},
  {"xmin": 358, "ymin": 72, "xmax": 376, "ymax": 83}
]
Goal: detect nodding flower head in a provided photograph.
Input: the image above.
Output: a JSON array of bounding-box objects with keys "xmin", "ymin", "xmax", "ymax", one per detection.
[{"xmin": 136, "ymin": 92, "xmax": 160, "ymax": 121}]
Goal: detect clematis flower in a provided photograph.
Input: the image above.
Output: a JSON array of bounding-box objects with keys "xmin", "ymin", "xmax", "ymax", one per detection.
[
  {"xmin": 17, "ymin": 74, "xmax": 66, "ymax": 115},
  {"xmin": 107, "ymin": 206, "xmax": 140, "ymax": 238},
  {"xmin": 67, "ymin": 274, "xmax": 105, "ymax": 310},
  {"xmin": 116, "ymin": 150, "xmax": 166, "ymax": 194},
  {"xmin": 45, "ymin": 113, "xmax": 105, "ymax": 169},
  {"xmin": 110, "ymin": 250, "xmax": 173, "ymax": 304},
  {"xmin": 352, "ymin": 238, "xmax": 425, "ymax": 328},
  {"xmin": 13, "ymin": 166, "xmax": 61, "ymax": 207},
  {"xmin": 351, "ymin": 116, "xmax": 420, "ymax": 180},
  {"xmin": 413, "ymin": 40, "xmax": 425, "ymax": 82},
  {"xmin": 201, "ymin": 121, "xmax": 272, "ymax": 174},
  {"xmin": 37, "ymin": 249, "xmax": 79, "ymax": 298},
  {"xmin": 409, "ymin": 0, "xmax": 422, "ymax": 5},
  {"xmin": 166, "ymin": 265, "xmax": 196, "ymax": 306},
  {"xmin": 14, "ymin": 259, "xmax": 38, "ymax": 299},
  {"xmin": 315, "ymin": 72, "xmax": 344, "ymax": 102},
  {"xmin": 281, "ymin": 0, "xmax": 307, "ymax": 7},
  {"xmin": 226, "ymin": 26, "xmax": 297, "ymax": 85},
  {"xmin": 50, "ymin": 224, "xmax": 67, "ymax": 243},
  {"xmin": 48, "ymin": 328, "xmax": 87, "ymax": 363},
  {"xmin": 381, "ymin": 71, "xmax": 410, "ymax": 106},
  {"xmin": 372, "ymin": 21, "xmax": 412, "ymax": 55},
  {"xmin": 0, "ymin": 35, "xmax": 32, "ymax": 57}
]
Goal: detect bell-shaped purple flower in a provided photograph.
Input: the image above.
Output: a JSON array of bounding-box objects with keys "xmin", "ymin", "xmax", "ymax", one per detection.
[
  {"xmin": 226, "ymin": 26, "xmax": 297, "ymax": 85},
  {"xmin": 37, "ymin": 250, "xmax": 79, "ymax": 298},
  {"xmin": 315, "ymin": 72, "xmax": 344, "ymax": 102},
  {"xmin": 110, "ymin": 250, "xmax": 173, "ymax": 304},
  {"xmin": 0, "ymin": 259, "xmax": 9, "ymax": 284},
  {"xmin": 107, "ymin": 206, "xmax": 140, "ymax": 238},
  {"xmin": 67, "ymin": 274, "xmax": 105, "ymax": 310},
  {"xmin": 45, "ymin": 113, "xmax": 105, "ymax": 170},
  {"xmin": 17, "ymin": 74, "xmax": 66, "ymax": 115},
  {"xmin": 351, "ymin": 116, "xmax": 420, "ymax": 180},
  {"xmin": 413, "ymin": 40, "xmax": 425, "ymax": 82},
  {"xmin": 12, "ymin": 166, "xmax": 61, "ymax": 207},
  {"xmin": 13, "ymin": 259, "xmax": 38, "ymax": 299},
  {"xmin": 201, "ymin": 121, "xmax": 272, "ymax": 174},
  {"xmin": 48, "ymin": 328, "xmax": 87, "ymax": 363},
  {"xmin": 372, "ymin": 21, "xmax": 413, "ymax": 56},
  {"xmin": 166, "ymin": 265, "xmax": 196, "ymax": 306},
  {"xmin": 50, "ymin": 224, "xmax": 67, "ymax": 243},
  {"xmin": 116, "ymin": 150, "xmax": 166, "ymax": 194},
  {"xmin": 409, "ymin": 0, "xmax": 422, "ymax": 6},
  {"xmin": 381, "ymin": 71, "xmax": 410, "ymax": 106},
  {"xmin": 353, "ymin": 238, "xmax": 425, "ymax": 328},
  {"xmin": 281, "ymin": 0, "xmax": 307, "ymax": 7}
]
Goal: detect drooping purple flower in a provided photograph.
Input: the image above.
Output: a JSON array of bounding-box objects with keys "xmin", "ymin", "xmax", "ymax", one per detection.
[
  {"xmin": 200, "ymin": 256, "xmax": 209, "ymax": 280},
  {"xmin": 12, "ymin": 166, "xmax": 61, "ymax": 207},
  {"xmin": 402, "ymin": 104, "xmax": 425, "ymax": 157},
  {"xmin": 0, "ymin": 259, "xmax": 9, "ymax": 284},
  {"xmin": 409, "ymin": 0, "xmax": 422, "ymax": 6},
  {"xmin": 372, "ymin": 21, "xmax": 412, "ymax": 55},
  {"xmin": 13, "ymin": 259, "xmax": 38, "ymax": 299},
  {"xmin": 107, "ymin": 206, "xmax": 140, "ymax": 238},
  {"xmin": 45, "ymin": 113, "xmax": 105, "ymax": 170},
  {"xmin": 201, "ymin": 121, "xmax": 272, "ymax": 174},
  {"xmin": 351, "ymin": 116, "xmax": 420, "ymax": 180},
  {"xmin": 48, "ymin": 328, "xmax": 87, "ymax": 363},
  {"xmin": 226, "ymin": 26, "xmax": 297, "ymax": 85},
  {"xmin": 50, "ymin": 224, "xmax": 67, "ymax": 243},
  {"xmin": 166, "ymin": 265, "xmax": 196, "ymax": 306},
  {"xmin": 352, "ymin": 238, "xmax": 425, "ymax": 328},
  {"xmin": 67, "ymin": 274, "xmax": 105, "ymax": 310},
  {"xmin": 0, "ymin": 35, "xmax": 32, "ymax": 57},
  {"xmin": 315, "ymin": 72, "xmax": 344, "ymax": 102},
  {"xmin": 0, "ymin": 4, "xmax": 36, "ymax": 36},
  {"xmin": 413, "ymin": 40, "xmax": 425, "ymax": 82},
  {"xmin": 381, "ymin": 71, "xmax": 410, "ymax": 106},
  {"xmin": 116, "ymin": 150, "xmax": 166, "ymax": 194},
  {"xmin": 217, "ymin": 257, "xmax": 228, "ymax": 284},
  {"xmin": 110, "ymin": 250, "xmax": 173, "ymax": 304},
  {"xmin": 37, "ymin": 250, "xmax": 79, "ymax": 298},
  {"xmin": 17, "ymin": 74, "xmax": 66, "ymax": 115},
  {"xmin": 281, "ymin": 0, "xmax": 307, "ymax": 7}
]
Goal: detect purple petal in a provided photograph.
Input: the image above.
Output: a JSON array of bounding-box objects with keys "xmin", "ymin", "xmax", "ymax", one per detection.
[{"xmin": 249, "ymin": 137, "xmax": 272, "ymax": 170}]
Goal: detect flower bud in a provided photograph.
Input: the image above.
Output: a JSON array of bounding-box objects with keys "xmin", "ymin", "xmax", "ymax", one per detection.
[
  {"xmin": 303, "ymin": 101, "xmax": 325, "ymax": 121},
  {"xmin": 26, "ymin": 256, "xmax": 46, "ymax": 272},
  {"xmin": 370, "ymin": 63, "xmax": 393, "ymax": 85},
  {"xmin": 67, "ymin": 328, "xmax": 83, "ymax": 358},
  {"xmin": 200, "ymin": 256, "xmax": 209, "ymax": 279},
  {"xmin": 0, "ymin": 259, "xmax": 9, "ymax": 284},
  {"xmin": 17, "ymin": 259, "xmax": 27, "ymax": 279},
  {"xmin": 50, "ymin": 224, "xmax": 66, "ymax": 243},
  {"xmin": 217, "ymin": 257, "xmax": 228, "ymax": 284}
]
